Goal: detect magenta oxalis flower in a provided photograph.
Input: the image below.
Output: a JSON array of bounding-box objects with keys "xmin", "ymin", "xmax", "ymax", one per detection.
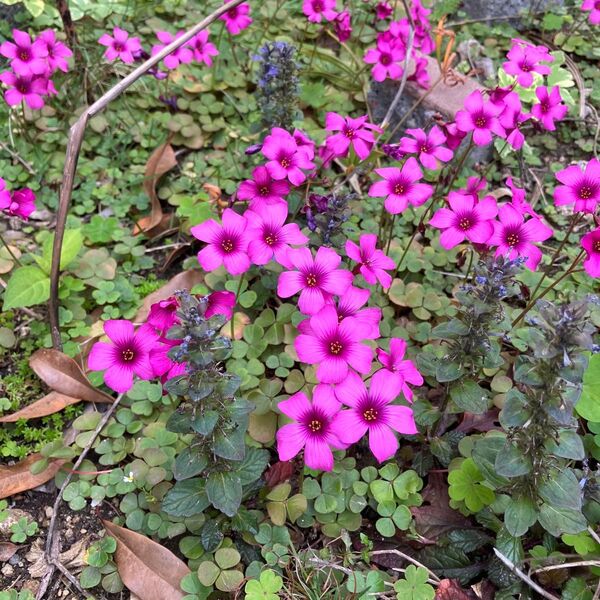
[
  {"xmin": 336, "ymin": 287, "xmax": 381, "ymax": 340},
  {"xmin": 0, "ymin": 29, "xmax": 48, "ymax": 77},
  {"xmin": 246, "ymin": 202, "xmax": 308, "ymax": 267},
  {"xmin": 191, "ymin": 208, "xmax": 251, "ymax": 275},
  {"xmin": 554, "ymin": 158, "xmax": 600, "ymax": 213},
  {"xmin": 151, "ymin": 31, "xmax": 194, "ymax": 70},
  {"xmin": 1, "ymin": 188, "xmax": 36, "ymax": 219},
  {"xmin": 364, "ymin": 40, "xmax": 404, "ymax": 82},
  {"xmin": 489, "ymin": 204, "xmax": 553, "ymax": 270},
  {"xmin": 376, "ymin": 338, "xmax": 423, "ymax": 402},
  {"xmin": 206, "ymin": 290, "xmax": 236, "ymax": 319},
  {"xmin": 429, "ymin": 192, "xmax": 498, "ymax": 250},
  {"xmin": 322, "ymin": 112, "xmax": 381, "ymax": 163},
  {"xmin": 237, "ymin": 165, "xmax": 290, "ymax": 208},
  {"xmin": 303, "ymin": 0, "xmax": 338, "ymax": 23},
  {"xmin": 276, "ymin": 385, "xmax": 344, "ymax": 471},
  {"xmin": 220, "ymin": 2, "xmax": 253, "ymax": 35},
  {"xmin": 503, "ymin": 39, "xmax": 552, "ymax": 87},
  {"xmin": 295, "ymin": 305, "xmax": 374, "ymax": 384},
  {"xmin": 332, "ymin": 370, "xmax": 417, "ymax": 463},
  {"xmin": 88, "ymin": 320, "xmax": 159, "ymax": 393},
  {"xmin": 455, "ymin": 90, "xmax": 505, "ymax": 146},
  {"xmin": 0, "ymin": 72, "xmax": 46, "ymax": 109},
  {"xmin": 368, "ymin": 157, "xmax": 433, "ymax": 214},
  {"xmin": 581, "ymin": 228, "xmax": 600, "ymax": 278},
  {"xmin": 38, "ymin": 30, "xmax": 72, "ymax": 74},
  {"xmin": 277, "ymin": 247, "xmax": 353, "ymax": 315},
  {"xmin": 262, "ymin": 127, "xmax": 315, "ymax": 186},
  {"xmin": 345, "ymin": 233, "xmax": 395, "ymax": 288},
  {"xmin": 0, "ymin": 178, "xmax": 10, "ymax": 212},
  {"xmin": 99, "ymin": 27, "xmax": 141, "ymax": 64},
  {"xmin": 148, "ymin": 296, "xmax": 179, "ymax": 335},
  {"xmin": 150, "ymin": 338, "xmax": 187, "ymax": 384},
  {"xmin": 398, "ymin": 126, "xmax": 453, "ymax": 170},
  {"xmin": 582, "ymin": 0, "xmax": 600, "ymax": 24},
  {"xmin": 531, "ymin": 86, "xmax": 568, "ymax": 131},
  {"xmin": 189, "ymin": 31, "xmax": 219, "ymax": 66}
]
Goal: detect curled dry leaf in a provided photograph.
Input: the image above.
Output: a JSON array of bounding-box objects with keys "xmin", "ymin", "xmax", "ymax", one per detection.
[
  {"xmin": 0, "ymin": 391, "xmax": 81, "ymax": 423},
  {"xmin": 264, "ymin": 461, "xmax": 294, "ymax": 488},
  {"xmin": 435, "ymin": 579, "xmax": 478, "ymax": 599},
  {"xmin": 26, "ymin": 537, "xmax": 88, "ymax": 578},
  {"xmin": 0, "ymin": 454, "xmax": 64, "ymax": 500},
  {"xmin": 103, "ymin": 520, "xmax": 189, "ymax": 600},
  {"xmin": 222, "ymin": 311, "xmax": 250, "ymax": 340},
  {"xmin": 29, "ymin": 348, "xmax": 113, "ymax": 404},
  {"xmin": 0, "ymin": 542, "xmax": 19, "ymax": 561}
]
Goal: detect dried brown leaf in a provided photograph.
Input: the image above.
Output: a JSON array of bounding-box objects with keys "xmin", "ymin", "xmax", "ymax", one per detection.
[
  {"xmin": 103, "ymin": 520, "xmax": 189, "ymax": 600},
  {"xmin": 26, "ymin": 537, "xmax": 88, "ymax": 577},
  {"xmin": 264, "ymin": 461, "xmax": 294, "ymax": 488},
  {"xmin": 29, "ymin": 348, "xmax": 113, "ymax": 404},
  {"xmin": 0, "ymin": 454, "xmax": 64, "ymax": 500},
  {"xmin": 0, "ymin": 542, "xmax": 19, "ymax": 561},
  {"xmin": 435, "ymin": 579, "xmax": 478, "ymax": 599},
  {"xmin": 0, "ymin": 391, "xmax": 81, "ymax": 423}
]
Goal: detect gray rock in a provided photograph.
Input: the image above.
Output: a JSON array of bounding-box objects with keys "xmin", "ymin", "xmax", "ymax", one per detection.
[{"xmin": 460, "ymin": 0, "xmax": 564, "ymax": 24}]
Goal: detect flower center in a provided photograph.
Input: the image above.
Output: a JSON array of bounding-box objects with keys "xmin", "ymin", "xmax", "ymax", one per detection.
[
  {"xmin": 221, "ymin": 239, "xmax": 234, "ymax": 253},
  {"xmin": 506, "ymin": 233, "xmax": 519, "ymax": 247},
  {"xmin": 420, "ymin": 144, "xmax": 429, "ymax": 153},
  {"xmin": 280, "ymin": 156, "xmax": 291, "ymax": 168},
  {"xmin": 579, "ymin": 185, "xmax": 593, "ymax": 199},
  {"xmin": 363, "ymin": 407, "xmax": 378, "ymax": 422},
  {"xmin": 393, "ymin": 183, "xmax": 405, "ymax": 195},
  {"xmin": 475, "ymin": 116, "xmax": 487, "ymax": 128},
  {"xmin": 459, "ymin": 217, "xmax": 472, "ymax": 231},
  {"xmin": 18, "ymin": 50, "xmax": 30, "ymax": 61},
  {"xmin": 541, "ymin": 102, "xmax": 550, "ymax": 114},
  {"xmin": 16, "ymin": 81, "xmax": 28, "ymax": 93},
  {"xmin": 113, "ymin": 43, "xmax": 124, "ymax": 52},
  {"xmin": 122, "ymin": 349, "xmax": 135, "ymax": 362},
  {"xmin": 227, "ymin": 7, "xmax": 238, "ymax": 17},
  {"xmin": 259, "ymin": 185, "xmax": 270, "ymax": 196},
  {"xmin": 313, "ymin": 0, "xmax": 323, "ymax": 10},
  {"xmin": 306, "ymin": 273, "xmax": 318, "ymax": 287},
  {"xmin": 345, "ymin": 128, "xmax": 355, "ymax": 139},
  {"xmin": 380, "ymin": 53, "xmax": 392, "ymax": 66},
  {"xmin": 308, "ymin": 419, "xmax": 322, "ymax": 432},
  {"xmin": 329, "ymin": 340, "xmax": 343, "ymax": 355},
  {"xmin": 521, "ymin": 62, "xmax": 530, "ymax": 72},
  {"xmin": 264, "ymin": 232, "xmax": 277, "ymax": 246}
]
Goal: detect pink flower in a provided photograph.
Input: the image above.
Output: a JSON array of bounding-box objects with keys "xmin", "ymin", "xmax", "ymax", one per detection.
[
  {"xmin": 455, "ymin": 90, "xmax": 505, "ymax": 146},
  {"xmin": 262, "ymin": 127, "xmax": 315, "ymax": 186},
  {"xmin": 531, "ymin": 86, "xmax": 568, "ymax": 131},
  {"xmin": 398, "ymin": 126, "xmax": 453, "ymax": 170},
  {"xmin": 440, "ymin": 121, "xmax": 466, "ymax": 151},
  {"xmin": 336, "ymin": 286, "xmax": 381, "ymax": 339},
  {"xmin": 295, "ymin": 304, "xmax": 373, "ymax": 384},
  {"xmin": 0, "ymin": 71, "xmax": 46, "ymax": 109},
  {"xmin": 429, "ymin": 192, "xmax": 498, "ymax": 250},
  {"xmin": 148, "ymin": 296, "xmax": 179, "ymax": 335},
  {"xmin": 0, "ymin": 178, "xmax": 11, "ymax": 211},
  {"xmin": 554, "ymin": 158, "xmax": 600, "ymax": 213},
  {"xmin": 220, "ymin": 2, "xmax": 253, "ymax": 34},
  {"xmin": 376, "ymin": 338, "xmax": 423, "ymax": 402},
  {"xmin": 322, "ymin": 112, "xmax": 381, "ymax": 162},
  {"xmin": 369, "ymin": 157, "xmax": 433, "ymax": 214},
  {"xmin": 582, "ymin": 0, "xmax": 600, "ymax": 24},
  {"xmin": 461, "ymin": 176, "xmax": 486, "ymax": 200},
  {"xmin": 506, "ymin": 177, "xmax": 539, "ymax": 217},
  {"xmin": 2, "ymin": 188, "xmax": 36, "ymax": 219},
  {"xmin": 407, "ymin": 55, "xmax": 430, "ymax": 89},
  {"xmin": 190, "ymin": 208, "xmax": 251, "ymax": 275},
  {"xmin": 276, "ymin": 385, "xmax": 344, "ymax": 471},
  {"xmin": 581, "ymin": 228, "xmax": 600, "ymax": 278},
  {"xmin": 206, "ymin": 290, "xmax": 236, "ymax": 319},
  {"xmin": 151, "ymin": 31, "xmax": 194, "ymax": 70},
  {"xmin": 150, "ymin": 338, "xmax": 187, "ymax": 384},
  {"xmin": 346, "ymin": 233, "xmax": 395, "ymax": 288},
  {"xmin": 0, "ymin": 29, "xmax": 48, "ymax": 77},
  {"xmin": 503, "ymin": 39, "xmax": 552, "ymax": 87},
  {"xmin": 303, "ymin": 0, "xmax": 338, "ymax": 23},
  {"xmin": 37, "ymin": 30, "xmax": 71, "ymax": 74},
  {"xmin": 237, "ymin": 165, "xmax": 289, "ymax": 209},
  {"xmin": 88, "ymin": 320, "xmax": 158, "ymax": 393},
  {"xmin": 293, "ymin": 129, "xmax": 316, "ymax": 159},
  {"xmin": 99, "ymin": 27, "xmax": 141, "ymax": 64},
  {"xmin": 277, "ymin": 247, "xmax": 353, "ymax": 315},
  {"xmin": 376, "ymin": 2, "xmax": 393, "ymax": 20},
  {"xmin": 189, "ymin": 30, "xmax": 219, "ymax": 66},
  {"xmin": 489, "ymin": 204, "xmax": 553, "ymax": 270},
  {"xmin": 246, "ymin": 202, "xmax": 308, "ymax": 266},
  {"xmin": 334, "ymin": 10, "xmax": 352, "ymax": 42},
  {"xmin": 498, "ymin": 91, "xmax": 528, "ymax": 150},
  {"xmin": 332, "ymin": 370, "xmax": 417, "ymax": 462},
  {"xmin": 364, "ymin": 40, "xmax": 404, "ymax": 82}
]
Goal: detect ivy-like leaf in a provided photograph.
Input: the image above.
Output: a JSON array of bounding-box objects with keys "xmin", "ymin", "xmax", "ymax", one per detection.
[
  {"xmin": 161, "ymin": 478, "xmax": 210, "ymax": 517},
  {"xmin": 206, "ymin": 471, "xmax": 242, "ymax": 516}
]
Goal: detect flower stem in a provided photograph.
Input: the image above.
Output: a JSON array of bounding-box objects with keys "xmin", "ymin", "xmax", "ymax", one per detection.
[
  {"xmin": 0, "ymin": 233, "xmax": 22, "ymax": 267},
  {"xmin": 231, "ymin": 273, "xmax": 246, "ymax": 339}
]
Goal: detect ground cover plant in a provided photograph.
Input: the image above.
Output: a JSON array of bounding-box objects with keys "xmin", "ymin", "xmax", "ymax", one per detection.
[{"xmin": 0, "ymin": 0, "xmax": 600, "ymax": 598}]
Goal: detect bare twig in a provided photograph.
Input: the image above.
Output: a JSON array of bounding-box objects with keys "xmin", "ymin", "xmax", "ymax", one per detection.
[
  {"xmin": 0, "ymin": 141, "xmax": 36, "ymax": 175},
  {"xmin": 49, "ymin": 0, "xmax": 248, "ymax": 349},
  {"xmin": 594, "ymin": 578, "xmax": 600, "ymax": 600},
  {"xmin": 588, "ymin": 526, "xmax": 600, "ymax": 546},
  {"xmin": 493, "ymin": 548, "xmax": 560, "ymax": 600},
  {"xmin": 371, "ymin": 549, "xmax": 441, "ymax": 583},
  {"xmin": 530, "ymin": 559, "xmax": 600, "ymax": 575}
]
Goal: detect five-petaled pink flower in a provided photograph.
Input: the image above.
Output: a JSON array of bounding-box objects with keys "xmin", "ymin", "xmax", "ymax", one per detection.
[
  {"xmin": 376, "ymin": 1, "xmax": 393, "ymax": 19},
  {"xmin": 531, "ymin": 86, "xmax": 568, "ymax": 131},
  {"xmin": 376, "ymin": 338, "xmax": 423, "ymax": 402},
  {"xmin": 346, "ymin": 233, "xmax": 395, "ymax": 288},
  {"xmin": 369, "ymin": 157, "xmax": 433, "ymax": 214},
  {"xmin": 276, "ymin": 385, "xmax": 344, "ymax": 471},
  {"xmin": 322, "ymin": 112, "xmax": 381, "ymax": 163},
  {"xmin": 334, "ymin": 10, "xmax": 352, "ymax": 42},
  {"xmin": 220, "ymin": 2, "xmax": 253, "ymax": 34},
  {"xmin": 506, "ymin": 177, "xmax": 539, "ymax": 217},
  {"xmin": 151, "ymin": 31, "xmax": 194, "ymax": 70},
  {"xmin": 364, "ymin": 41, "xmax": 404, "ymax": 82},
  {"xmin": 582, "ymin": 0, "xmax": 600, "ymax": 24},
  {"xmin": 237, "ymin": 165, "xmax": 290, "ymax": 208},
  {"xmin": 554, "ymin": 158, "xmax": 600, "ymax": 213},
  {"xmin": 489, "ymin": 204, "xmax": 553, "ymax": 270},
  {"xmin": 277, "ymin": 247, "xmax": 353, "ymax": 315},
  {"xmin": 332, "ymin": 370, "xmax": 417, "ymax": 463},
  {"xmin": 88, "ymin": 320, "xmax": 158, "ymax": 393},
  {"xmin": 37, "ymin": 30, "xmax": 72, "ymax": 73},
  {"xmin": 503, "ymin": 39, "xmax": 552, "ymax": 87},
  {"xmin": 189, "ymin": 30, "xmax": 219, "ymax": 66},
  {"xmin": 148, "ymin": 297, "xmax": 179, "ymax": 335},
  {"xmin": 398, "ymin": 126, "xmax": 453, "ymax": 170},
  {"xmin": 2, "ymin": 188, "xmax": 36, "ymax": 219},
  {"xmin": 429, "ymin": 192, "xmax": 498, "ymax": 250},
  {"xmin": 455, "ymin": 90, "xmax": 505, "ymax": 146},
  {"xmin": 99, "ymin": 27, "xmax": 141, "ymax": 64},
  {"xmin": 246, "ymin": 202, "xmax": 308, "ymax": 267},
  {"xmin": 262, "ymin": 127, "xmax": 315, "ymax": 186},
  {"xmin": 0, "ymin": 178, "xmax": 11, "ymax": 212},
  {"xmin": 303, "ymin": 0, "xmax": 338, "ymax": 23},
  {"xmin": 191, "ymin": 208, "xmax": 251, "ymax": 275},
  {"xmin": 150, "ymin": 338, "xmax": 187, "ymax": 384},
  {"xmin": 206, "ymin": 290, "xmax": 236, "ymax": 320},
  {"xmin": 0, "ymin": 71, "xmax": 46, "ymax": 109},
  {"xmin": 581, "ymin": 228, "xmax": 600, "ymax": 278},
  {"xmin": 295, "ymin": 305, "xmax": 373, "ymax": 384},
  {"xmin": 0, "ymin": 29, "xmax": 47, "ymax": 77},
  {"xmin": 336, "ymin": 287, "xmax": 381, "ymax": 339}
]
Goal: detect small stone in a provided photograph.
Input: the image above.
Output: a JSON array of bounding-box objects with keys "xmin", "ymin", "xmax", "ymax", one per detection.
[
  {"xmin": 45, "ymin": 507, "xmax": 54, "ymax": 519},
  {"xmin": 1, "ymin": 564, "xmax": 14, "ymax": 577}
]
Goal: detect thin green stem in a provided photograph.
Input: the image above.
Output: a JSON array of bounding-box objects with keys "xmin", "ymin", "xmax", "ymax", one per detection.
[
  {"xmin": 464, "ymin": 248, "xmax": 474, "ymax": 282},
  {"xmin": 231, "ymin": 273, "xmax": 246, "ymax": 339},
  {"xmin": 0, "ymin": 233, "xmax": 22, "ymax": 267},
  {"xmin": 385, "ymin": 214, "xmax": 397, "ymax": 255}
]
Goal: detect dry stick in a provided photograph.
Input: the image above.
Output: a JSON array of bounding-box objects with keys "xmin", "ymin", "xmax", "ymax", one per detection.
[
  {"xmin": 370, "ymin": 549, "xmax": 441, "ymax": 583},
  {"xmin": 530, "ymin": 559, "xmax": 600, "ymax": 575},
  {"xmin": 588, "ymin": 526, "xmax": 600, "ymax": 546},
  {"xmin": 493, "ymin": 548, "xmax": 560, "ymax": 600},
  {"xmin": 595, "ymin": 578, "xmax": 600, "ymax": 600},
  {"xmin": 48, "ymin": 0, "xmax": 249, "ymax": 350},
  {"xmin": 0, "ymin": 140, "xmax": 36, "ymax": 175}
]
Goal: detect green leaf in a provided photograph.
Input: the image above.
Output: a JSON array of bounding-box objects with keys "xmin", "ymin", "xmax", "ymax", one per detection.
[
  {"xmin": 206, "ymin": 471, "xmax": 242, "ymax": 516},
  {"xmin": 162, "ymin": 479, "xmax": 210, "ymax": 517},
  {"xmin": 192, "ymin": 411, "xmax": 219, "ymax": 436},
  {"xmin": 215, "ymin": 547, "xmax": 240, "ymax": 569},
  {"xmin": 375, "ymin": 517, "xmax": 396, "ymax": 537},
  {"xmin": 40, "ymin": 229, "xmax": 83, "ymax": 273},
  {"xmin": 538, "ymin": 504, "xmax": 587, "ymax": 536},
  {"xmin": 450, "ymin": 380, "xmax": 489, "ymax": 414},
  {"xmin": 213, "ymin": 426, "xmax": 245, "ymax": 461},
  {"xmin": 435, "ymin": 362, "xmax": 463, "ymax": 383},
  {"xmin": 538, "ymin": 468, "xmax": 582, "ymax": 511},
  {"xmin": 236, "ymin": 447, "xmax": 269, "ymax": 486},
  {"xmin": 393, "ymin": 565, "xmax": 435, "ymax": 600},
  {"xmin": 448, "ymin": 459, "xmax": 495, "ymax": 513},
  {"xmin": 561, "ymin": 577, "xmax": 593, "ymax": 600},
  {"xmin": 546, "ymin": 429, "xmax": 585, "ymax": 460},
  {"xmin": 200, "ymin": 519, "xmax": 223, "ymax": 552},
  {"xmin": 173, "ymin": 446, "xmax": 208, "ymax": 481},
  {"xmin": 504, "ymin": 496, "xmax": 537, "ymax": 537},
  {"xmin": 197, "ymin": 561, "xmax": 220, "ymax": 587},
  {"xmin": 3, "ymin": 266, "xmax": 50, "ymax": 310},
  {"xmin": 496, "ymin": 527, "xmax": 524, "ymax": 565},
  {"xmin": 576, "ymin": 354, "xmax": 600, "ymax": 420},
  {"xmin": 23, "ymin": 0, "xmax": 45, "ymax": 17},
  {"xmin": 80, "ymin": 566, "xmax": 101, "ymax": 589},
  {"xmin": 494, "ymin": 443, "xmax": 532, "ymax": 478}
]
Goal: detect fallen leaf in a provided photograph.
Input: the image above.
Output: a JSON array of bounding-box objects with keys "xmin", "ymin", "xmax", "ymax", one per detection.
[
  {"xmin": 0, "ymin": 244, "xmax": 21, "ymax": 274},
  {"xmin": 29, "ymin": 348, "xmax": 113, "ymax": 404},
  {"xmin": 0, "ymin": 542, "xmax": 19, "ymax": 561},
  {"xmin": 103, "ymin": 520, "xmax": 189, "ymax": 600},
  {"xmin": 264, "ymin": 461, "xmax": 294, "ymax": 488},
  {"xmin": 134, "ymin": 270, "xmax": 205, "ymax": 323},
  {"xmin": 221, "ymin": 311, "xmax": 250, "ymax": 340},
  {"xmin": 133, "ymin": 141, "xmax": 177, "ymax": 236},
  {"xmin": 26, "ymin": 537, "xmax": 88, "ymax": 577},
  {"xmin": 0, "ymin": 391, "xmax": 81, "ymax": 422},
  {"xmin": 456, "ymin": 409, "xmax": 500, "ymax": 434},
  {"xmin": 435, "ymin": 579, "xmax": 478, "ymax": 599},
  {"xmin": 0, "ymin": 454, "xmax": 64, "ymax": 500}
]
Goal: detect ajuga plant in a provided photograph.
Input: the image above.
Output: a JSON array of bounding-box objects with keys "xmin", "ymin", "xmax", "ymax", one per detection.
[
  {"xmin": 159, "ymin": 291, "xmax": 269, "ymax": 519},
  {"xmin": 305, "ymin": 191, "xmax": 354, "ymax": 247}
]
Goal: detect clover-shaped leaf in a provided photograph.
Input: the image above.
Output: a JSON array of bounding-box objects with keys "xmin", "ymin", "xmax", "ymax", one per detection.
[
  {"xmin": 244, "ymin": 570, "xmax": 283, "ymax": 599},
  {"xmin": 393, "ymin": 565, "xmax": 434, "ymax": 600}
]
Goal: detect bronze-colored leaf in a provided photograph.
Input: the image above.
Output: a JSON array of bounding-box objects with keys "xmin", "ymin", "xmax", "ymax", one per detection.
[
  {"xmin": 0, "ymin": 453, "xmax": 64, "ymax": 499},
  {"xmin": 103, "ymin": 520, "xmax": 189, "ymax": 600},
  {"xmin": 435, "ymin": 579, "xmax": 478, "ymax": 599},
  {"xmin": 134, "ymin": 270, "xmax": 204, "ymax": 323},
  {"xmin": 29, "ymin": 349, "xmax": 113, "ymax": 404},
  {"xmin": 0, "ymin": 542, "xmax": 19, "ymax": 561},
  {"xmin": 0, "ymin": 391, "xmax": 81, "ymax": 422},
  {"xmin": 264, "ymin": 461, "xmax": 294, "ymax": 488}
]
